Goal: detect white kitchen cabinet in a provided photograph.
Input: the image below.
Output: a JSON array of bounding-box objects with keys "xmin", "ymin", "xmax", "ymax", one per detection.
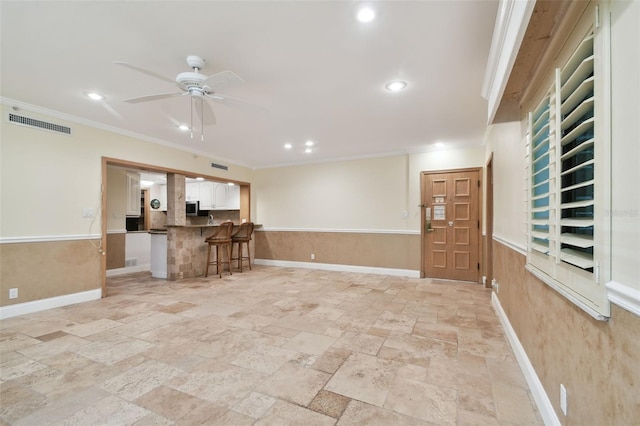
[
  {"xmin": 213, "ymin": 183, "xmax": 229, "ymax": 209},
  {"xmin": 186, "ymin": 182, "xmax": 200, "ymax": 202},
  {"xmin": 227, "ymin": 184, "xmax": 240, "ymax": 210},
  {"xmin": 149, "ymin": 183, "xmax": 167, "ymax": 211},
  {"xmin": 199, "ymin": 181, "xmax": 215, "ymax": 210},
  {"xmin": 126, "ymin": 172, "xmax": 141, "ymax": 216}
]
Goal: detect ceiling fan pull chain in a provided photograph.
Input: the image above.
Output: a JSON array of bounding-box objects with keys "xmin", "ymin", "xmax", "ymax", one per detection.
[{"xmin": 201, "ymin": 96, "xmax": 204, "ymax": 142}]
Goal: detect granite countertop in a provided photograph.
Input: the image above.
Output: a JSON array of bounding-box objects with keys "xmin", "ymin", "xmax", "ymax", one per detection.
[
  {"xmin": 149, "ymin": 229, "xmax": 168, "ymax": 234},
  {"xmin": 166, "ymin": 223, "xmax": 261, "ymax": 228},
  {"xmin": 166, "ymin": 224, "xmax": 233, "ymax": 228}
]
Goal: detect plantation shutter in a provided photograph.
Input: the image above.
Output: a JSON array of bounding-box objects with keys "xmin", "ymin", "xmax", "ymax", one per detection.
[
  {"xmin": 557, "ymin": 32, "xmax": 595, "ymax": 272},
  {"xmin": 529, "ymin": 94, "xmax": 552, "ymax": 255}
]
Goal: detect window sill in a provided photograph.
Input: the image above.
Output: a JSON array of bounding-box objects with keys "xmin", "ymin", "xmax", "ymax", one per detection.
[
  {"xmin": 606, "ymin": 281, "xmax": 640, "ymax": 317},
  {"xmin": 525, "ymin": 263, "xmax": 609, "ymax": 321}
]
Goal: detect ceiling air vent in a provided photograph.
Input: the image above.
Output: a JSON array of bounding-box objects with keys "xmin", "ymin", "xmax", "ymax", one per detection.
[
  {"xmin": 211, "ymin": 162, "xmax": 228, "ymax": 171},
  {"xmin": 8, "ymin": 113, "xmax": 72, "ymax": 135}
]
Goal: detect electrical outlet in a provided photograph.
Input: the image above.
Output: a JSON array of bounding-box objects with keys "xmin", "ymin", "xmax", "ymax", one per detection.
[
  {"xmin": 82, "ymin": 207, "xmax": 95, "ymax": 218},
  {"xmin": 9, "ymin": 288, "xmax": 18, "ymax": 299},
  {"xmin": 491, "ymin": 279, "xmax": 499, "ymax": 294},
  {"xmin": 560, "ymin": 384, "xmax": 567, "ymax": 416},
  {"xmin": 310, "ymin": 253, "xmax": 315, "ymax": 260}
]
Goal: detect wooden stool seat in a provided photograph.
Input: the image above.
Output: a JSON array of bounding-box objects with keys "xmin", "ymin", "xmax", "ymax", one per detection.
[
  {"xmin": 204, "ymin": 222, "xmax": 234, "ymax": 278},
  {"xmin": 231, "ymin": 222, "xmax": 254, "ymax": 272}
]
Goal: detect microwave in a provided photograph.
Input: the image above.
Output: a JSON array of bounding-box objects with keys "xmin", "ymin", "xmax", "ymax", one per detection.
[
  {"xmin": 186, "ymin": 201, "xmax": 208, "ymax": 217},
  {"xmin": 186, "ymin": 201, "xmax": 199, "ymax": 216}
]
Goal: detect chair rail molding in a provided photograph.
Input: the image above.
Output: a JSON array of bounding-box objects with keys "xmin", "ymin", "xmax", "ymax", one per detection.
[{"xmin": 606, "ymin": 280, "xmax": 640, "ymax": 317}]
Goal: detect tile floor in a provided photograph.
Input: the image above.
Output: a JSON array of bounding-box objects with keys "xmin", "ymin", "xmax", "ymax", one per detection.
[{"xmin": 0, "ymin": 266, "xmax": 542, "ymax": 425}]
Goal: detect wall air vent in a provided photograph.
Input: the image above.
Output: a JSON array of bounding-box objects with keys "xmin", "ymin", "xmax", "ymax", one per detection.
[
  {"xmin": 8, "ymin": 113, "xmax": 72, "ymax": 135},
  {"xmin": 211, "ymin": 162, "xmax": 228, "ymax": 171}
]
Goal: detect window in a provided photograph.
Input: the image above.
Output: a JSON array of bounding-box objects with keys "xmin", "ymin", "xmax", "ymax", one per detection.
[{"xmin": 525, "ymin": 3, "xmax": 610, "ymax": 320}]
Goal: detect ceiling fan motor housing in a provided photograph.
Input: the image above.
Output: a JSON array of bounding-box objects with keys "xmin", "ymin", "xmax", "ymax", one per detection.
[
  {"xmin": 176, "ymin": 71, "xmax": 206, "ymax": 89},
  {"xmin": 186, "ymin": 55, "xmax": 206, "ymax": 70}
]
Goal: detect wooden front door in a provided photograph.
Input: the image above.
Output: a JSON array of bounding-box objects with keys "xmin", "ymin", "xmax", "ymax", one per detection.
[{"xmin": 422, "ymin": 169, "xmax": 481, "ymax": 282}]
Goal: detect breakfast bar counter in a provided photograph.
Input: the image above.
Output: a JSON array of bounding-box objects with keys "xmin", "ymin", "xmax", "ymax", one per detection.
[{"xmin": 161, "ymin": 223, "xmax": 259, "ymax": 280}]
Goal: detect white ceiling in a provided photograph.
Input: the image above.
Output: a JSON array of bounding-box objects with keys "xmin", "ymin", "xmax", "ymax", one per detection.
[{"xmin": 1, "ymin": 1, "xmax": 498, "ymax": 169}]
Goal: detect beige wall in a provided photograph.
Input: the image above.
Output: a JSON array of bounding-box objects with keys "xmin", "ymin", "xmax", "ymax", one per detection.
[
  {"xmin": 255, "ymin": 230, "xmax": 420, "ymax": 271},
  {"xmin": 0, "ymin": 239, "xmax": 101, "ymax": 306},
  {"xmin": 609, "ymin": 0, "xmax": 640, "ymax": 292},
  {"xmin": 484, "ymin": 1, "xmax": 640, "ymax": 422},
  {"xmin": 106, "ymin": 166, "xmax": 127, "ymax": 231},
  {"xmin": 493, "ymin": 241, "xmax": 640, "ymax": 425},
  {"xmin": 254, "ymin": 155, "xmax": 410, "ymax": 231},
  {"xmin": 0, "ymin": 104, "xmax": 256, "ymax": 307},
  {"xmin": 484, "ymin": 122, "xmax": 525, "ymax": 247},
  {"xmin": 253, "ymin": 147, "xmax": 484, "ymax": 273}
]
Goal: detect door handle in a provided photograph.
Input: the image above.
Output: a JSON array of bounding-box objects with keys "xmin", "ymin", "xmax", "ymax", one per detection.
[{"xmin": 425, "ymin": 207, "xmax": 433, "ymax": 233}]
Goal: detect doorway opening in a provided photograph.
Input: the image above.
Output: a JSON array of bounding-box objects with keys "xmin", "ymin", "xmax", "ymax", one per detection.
[{"xmin": 100, "ymin": 157, "xmax": 251, "ymax": 297}]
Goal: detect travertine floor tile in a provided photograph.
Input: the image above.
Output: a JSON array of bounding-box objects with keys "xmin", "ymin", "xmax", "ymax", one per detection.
[
  {"xmin": 337, "ymin": 400, "xmax": 428, "ymax": 425},
  {"xmin": 98, "ymin": 359, "xmax": 183, "ymax": 401},
  {"xmin": 256, "ymin": 363, "xmax": 330, "ymax": 406},
  {"xmin": 324, "ymin": 352, "xmax": 399, "ymax": 407},
  {"xmin": 50, "ymin": 394, "xmax": 151, "ymax": 426},
  {"xmin": 255, "ymin": 399, "xmax": 335, "ymax": 426},
  {"xmin": 231, "ymin": 343, "xmax": 298, "ymax": 374},
  {"xmin": 308, "ymin": 389, "xmax": 351, "ymax": 418},
  {"xmin": 281, "ymin": 331, "xmax": 336, "ymax": 355},
  {"xmin": 232, "ymin": 391, "xmax": 277, "ymax": 419},
  {"xmin": 134, "ymin": 385, "xmax": 208, "ymax": 420},
  {"xmin": 384, "ymin": 375, "xmax": 457, "ymax": 425},
  {"xmin": 0, "ymin": 266, "xmax": 542, "ymax": 426}
]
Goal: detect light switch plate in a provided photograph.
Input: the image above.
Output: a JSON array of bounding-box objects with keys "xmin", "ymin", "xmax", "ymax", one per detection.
[
  {"xmin": 560, "ymin": 384, "xmax": 567, "ymax": 415},
  {"xmin": 82, "ymin": 208, "xmax": 95, "ymax": 218}
]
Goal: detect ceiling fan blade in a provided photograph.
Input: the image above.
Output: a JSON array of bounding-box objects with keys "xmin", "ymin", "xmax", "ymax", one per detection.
[
  {"xmin": 113, "ymin": 61, "xmax": 176, "ymax": 84},
  {"xmin": 205, "ymin": 93, "xmax": 267, "ymax": 115},
  {"xmin": 203, "ymin": 70, "xmax": 244, "ymax": 91},
  {"xmin": 124, "ymin": 92, "xmax": 186, "ymax": 104},
  {"xmin": 101, "ymin": 103, "xmax": 123, "ymax": 120},
  {"xmin": 194, "ymin": 97, "xmax": 216, "ymax": 126}
]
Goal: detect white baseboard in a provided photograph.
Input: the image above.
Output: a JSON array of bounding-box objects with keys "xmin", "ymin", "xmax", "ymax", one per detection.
[
  {"xmin": 106, "ymin": 264, "xmax": 151, "ymax": 277},
  {"xmin": 0, "ymin": 289, "xmax": 102, "ymax": 320},
  {"xmin": 254, "ymin": 259, "xmax": 420, "ymax": 278},
  {"xmin": 491, "ymin": 292, "xmax": 560, "ymax": 426}
]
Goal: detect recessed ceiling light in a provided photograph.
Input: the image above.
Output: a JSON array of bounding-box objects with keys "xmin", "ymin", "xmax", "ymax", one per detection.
[
  {"xmin": 284, "ymin": 143, "xmax": 293, "ymax": 149},
  {"xmin": 227, "ymin": 182, "xmax": 235, "ymax": 186},
  {"xmin": 195, "ymin": 177, "xmax": 204, "ymax": 181},
  {"xmin": 385, "ymin": 81, "xmax": 407, "ymax": 92},
  {"xmin": 305, "ymin": 140, "xmax": 314, "ymax": 147},
  {"xmin": 86, "ymin": 92, "xmax": 104, "ymax": 101},
  {"xmin": 435, "ymin": 142, "xmax": 445, "ymax": 148},
  {"xmin": 178, "ymin": 124, "xmax": 190, "ymax": 131},
  {"xmin": 305, "ymin": 148, "xmax": 313, "ymax": 154},
  {"xmin": 357, "ymin": 7, "xmax": 375, "ymax": 23}
]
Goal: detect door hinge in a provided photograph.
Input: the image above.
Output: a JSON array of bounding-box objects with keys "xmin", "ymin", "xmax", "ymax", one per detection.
[
  {"xmin": 595, "ymin": 4, "xmax": 600, "ymax": 28},
  {"xmin": 477, "ymin": 262, "xmax": 480, "ymax": 270},
  {"xmin": 477, "ymin": 180, "xmax": 480, "ymax": 188}
]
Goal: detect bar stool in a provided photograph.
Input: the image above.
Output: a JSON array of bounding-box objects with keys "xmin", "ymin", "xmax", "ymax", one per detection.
[
  {"xmin": 204, "ymin": 221, "xmax": 234, "ymax": 278},
  {"xmin": 231, "ymin": 222, "xmax": 254, "ymax": 272}
]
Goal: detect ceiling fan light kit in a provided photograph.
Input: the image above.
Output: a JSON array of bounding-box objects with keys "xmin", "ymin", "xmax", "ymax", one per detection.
[{"xmin": 115, "ymin": 55, "xmax": 253, "ymax": 142}]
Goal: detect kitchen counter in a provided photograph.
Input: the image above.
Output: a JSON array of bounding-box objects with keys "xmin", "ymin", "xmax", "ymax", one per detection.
[
  {"xmin": 150, "ymin": 232, "xmax": 168, "ymax": 279},
  {"xmin": 156, "ymin": 223, "xmax": 260, "ymax": 280}
]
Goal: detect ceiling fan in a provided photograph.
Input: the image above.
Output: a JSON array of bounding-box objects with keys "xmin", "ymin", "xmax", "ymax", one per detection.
[{"xmin": 114, "ymin": 55, "xmax": 250, "ymax": 140}]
